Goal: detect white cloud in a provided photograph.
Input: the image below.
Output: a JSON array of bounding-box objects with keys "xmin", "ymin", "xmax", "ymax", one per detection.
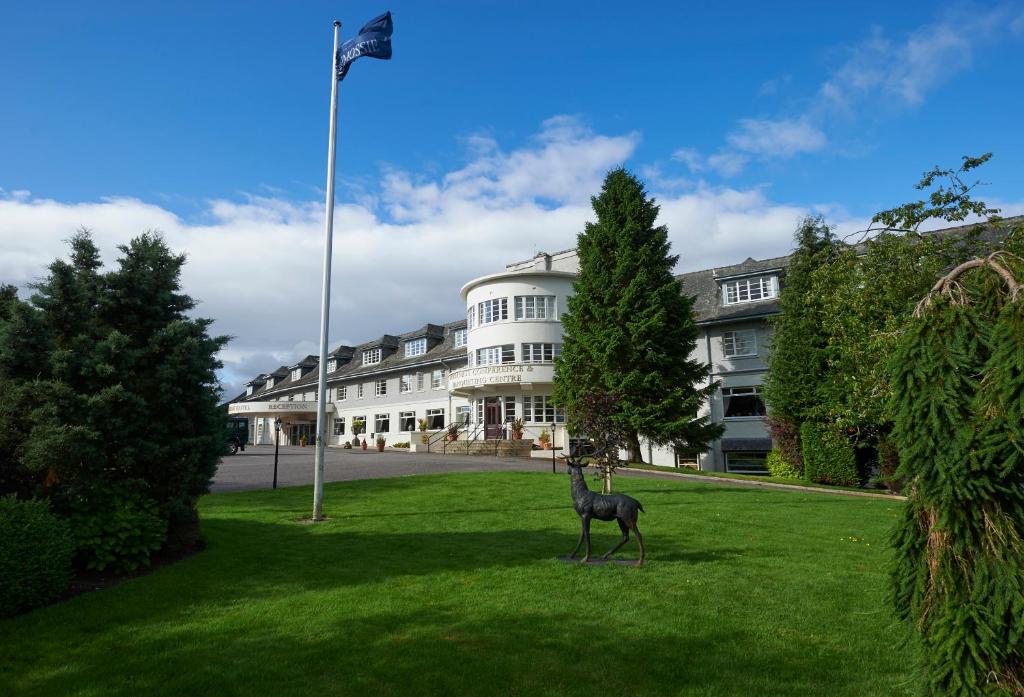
[
  {"xmin": 671, "ymin": 147, "xmax": 705, "ymax": 173},
  {"xmin": 677, "ymin": 6, "xmax": 1023, "ymax": 177},
  {"xmin": 726, "ymin": 118, "xmax": 827, "ymax": 158},
  {"xmin": 9, "ymin": 116, "xmax": 985, "ymax": 399}
]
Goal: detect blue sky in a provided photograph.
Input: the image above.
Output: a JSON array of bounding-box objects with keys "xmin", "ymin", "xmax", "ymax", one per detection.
[{"xmin": 2, "ymin": 1, "xmax": 1023, "ymax": 396}]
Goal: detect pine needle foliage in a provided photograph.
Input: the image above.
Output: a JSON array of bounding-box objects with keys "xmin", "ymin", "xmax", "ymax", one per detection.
[
  {"xmin": 554, "ymin": 168, "xmax": 722, "ymax": 463},
  {"xmin": 888, "ymin": 253, "xmax": 1024, "ymax": 696}
]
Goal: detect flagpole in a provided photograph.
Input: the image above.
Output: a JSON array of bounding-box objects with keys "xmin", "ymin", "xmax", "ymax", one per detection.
[{"xmin": 313, "ymin": 19, "xmax": 342, "ymax": 521}]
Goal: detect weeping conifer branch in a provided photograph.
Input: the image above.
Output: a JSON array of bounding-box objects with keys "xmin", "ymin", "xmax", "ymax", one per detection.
[{"xmin": 914, "ymin": 252, "xmax": 1024, "ymax": 316}]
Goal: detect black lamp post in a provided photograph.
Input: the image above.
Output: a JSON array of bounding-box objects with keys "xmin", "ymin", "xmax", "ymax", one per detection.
[
  {"xmin": 550, "ymin": 421, "xmax": 557, "ymax": 474},
  {"xmin": 273, "ymin": 418, "xmax": 281, "ymax": 489}
]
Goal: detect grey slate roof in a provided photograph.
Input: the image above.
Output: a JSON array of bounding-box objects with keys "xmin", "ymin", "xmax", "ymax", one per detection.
[
  {"xmin": 245, "ymin": 320, "xmax": 468, "ymax": 402},
  {"xmin": 677, "ymin": 254, "xmax": 790, "ymax": 324}
]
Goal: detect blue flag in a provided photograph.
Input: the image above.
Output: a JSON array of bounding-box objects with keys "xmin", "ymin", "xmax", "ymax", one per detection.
[{"xmin": 336, "ymin": 11, "xmax": 393, "ymax": 81}]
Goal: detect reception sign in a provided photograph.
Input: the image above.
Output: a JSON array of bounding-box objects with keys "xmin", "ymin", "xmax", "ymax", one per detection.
[{"xmin": 227, "ymin": 401, "xmax": 329, "ymax": 415}]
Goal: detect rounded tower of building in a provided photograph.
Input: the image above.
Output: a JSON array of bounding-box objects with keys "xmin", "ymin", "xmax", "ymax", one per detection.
[{"xmin": 448, "ymin": 268, "xmax": 575, "ymax": 445}]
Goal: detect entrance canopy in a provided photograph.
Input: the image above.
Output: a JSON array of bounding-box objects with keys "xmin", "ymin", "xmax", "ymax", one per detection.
[{"xmin": 227, "ymin": 401, "xmax": 331, "ymax": 418}]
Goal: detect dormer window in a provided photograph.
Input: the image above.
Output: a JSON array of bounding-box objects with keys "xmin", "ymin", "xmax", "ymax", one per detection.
[
  {"xmin": 246, "ymin": 385, "xmax": 255, "ymax": 396},
  {"xmin": 454, "ymin": 329, "xmax": 467, "ymax": 348},
  {"xmin": 404, "ymin": 338, "xmax": 426, "ymax": 358},
  {"xmin": 722, "ymin": 275, "xmax": 778, "ymax": 305},
  {"xmin": 291, "ymin": 368, "xmax": 302, "ymax": 381},
  {"xmin": 327, "ymin": 359, "xmax": 337, "ymax": 372},
  {"xmin": 363, "ymin": 348, "xmax": 382, "ymax": 365}
]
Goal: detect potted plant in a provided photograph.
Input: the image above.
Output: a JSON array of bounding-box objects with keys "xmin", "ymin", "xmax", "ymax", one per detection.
[
  {"xmin": 351, "ymin": 419, "xmax": 364, "ymax": 447},
  {"xmin": 446, "ymin": 423, "xmax": 459, "ymax": 442},
  {"xmin": 360, "ymin": 438, "xmax": 367, "ymax": 450},
  {"xmin": 538, "ymin": 429, "xmax": 551, "ymax": 450},
  {"xmin": 376, "ymin": 436, "xmax": 386, "ymax": 452},
  {"xmin": 510, "ymin": 418, "xmax": 524, "ymax": 440},
  {"xmin": 299, "ymin": 434, "xmax": 308, "ymax": 447},
  {"xmin": 418, "ymin": 418, "xmax": 429, "ymax": 444}
]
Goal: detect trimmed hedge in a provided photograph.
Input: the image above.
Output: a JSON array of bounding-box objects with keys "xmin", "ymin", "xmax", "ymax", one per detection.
[
  {"xmin": 0, "ymin": 495, "xmax": 75, "ymax": 617},
  {"xmin": 766, "ymin": 449, "xmax": 801, "ymax": 480},
  {"xmin": 800, "ymin": 422, "xmax": 859, "ymax": 486}
]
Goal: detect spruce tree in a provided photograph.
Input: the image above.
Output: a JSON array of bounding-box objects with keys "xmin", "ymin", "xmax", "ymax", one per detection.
[
  {"xmin": 0, "ymin": 230, "xmax": 228, "ymax": 559},
  {"xmin": 888, "ymin": 253, "xmax": 1024, "ymax": 695},
  {"xmin": 762, "ymin": 216, "xmax": 838, "ymax": 470},
  {"xmin": 554, "ymin": 168, "xmax": 721, "ymax": 464}
]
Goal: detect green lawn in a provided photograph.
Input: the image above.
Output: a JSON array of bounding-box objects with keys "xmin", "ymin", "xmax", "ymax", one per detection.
[{"xmin": 0, "ymin": 472, "xmax": 919, "ymax": 696}]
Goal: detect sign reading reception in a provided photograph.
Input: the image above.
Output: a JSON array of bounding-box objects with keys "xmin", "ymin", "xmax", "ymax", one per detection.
[{"xmin": 227, "ymin": 401, "xmax": 327, "ymax": 415}]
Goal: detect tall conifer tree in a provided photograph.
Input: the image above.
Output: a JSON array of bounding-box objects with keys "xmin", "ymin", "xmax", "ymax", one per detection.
[{"xmin": 554, "ymin": 168, "xmax": 721, "ymax": 463}]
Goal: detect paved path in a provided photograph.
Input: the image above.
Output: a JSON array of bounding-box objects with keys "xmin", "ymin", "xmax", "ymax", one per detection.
[
  {"xmin": 212, "ymin": 445, "xmax": 554, "ymax": 492},
  {"xmin": 212, "ymin": 445, "xmax": 903, "ymax": 500}
]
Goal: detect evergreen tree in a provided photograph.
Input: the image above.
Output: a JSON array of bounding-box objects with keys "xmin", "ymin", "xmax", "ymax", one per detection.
[
  {"xmin": 554, "ymin": 168, "xmax": 721, "ymax": 464},
  {"xmin": 762, "ymin": 216, "xmax": 838, "ymax": 470},
  {"xmin": 0, "ymin": 230, "xmax": 228, "ymax": 560},
  {"xmin": 888, "ymin": 254, "xmax": 1024, "ymax": 695}
]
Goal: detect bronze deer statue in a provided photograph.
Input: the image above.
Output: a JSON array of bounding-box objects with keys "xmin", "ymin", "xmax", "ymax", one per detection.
[{"xmin": 566, "ymin": 456, "xmax": 646, "ymax": 566}]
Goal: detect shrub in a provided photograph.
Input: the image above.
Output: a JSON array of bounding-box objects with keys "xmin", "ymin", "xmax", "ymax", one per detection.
[
  {"xmin": 765, "ymin": 416, "xmax": 803, "ymax": 475},
  {"xmin": 392, "ymin": 442, "xmax": 410, "ymax": 449},
  {"xmin": 69, "ymin": 483, "xmax": 168, "ymax": 573},
  {"xmin": 766, "ymin": 450, "xmax": 800, "ymax": 480},
  {"xmin": 0, "ymin": 495, "xmax": 75, "ymax": 617},
  {"xmin": 800, "ymin": 422, "xmax": 859, "ymax": 486}
]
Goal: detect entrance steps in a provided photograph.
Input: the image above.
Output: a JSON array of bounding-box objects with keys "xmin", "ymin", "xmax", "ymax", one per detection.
[{"xmin": 425, "ymin": 438, "xmax": 535, "ymax": 458}]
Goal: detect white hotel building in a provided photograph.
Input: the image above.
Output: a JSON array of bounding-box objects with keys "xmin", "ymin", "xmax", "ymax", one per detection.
[{"xmin": 228, "ymin": 247, "xmax": 785, "ymax": 473}]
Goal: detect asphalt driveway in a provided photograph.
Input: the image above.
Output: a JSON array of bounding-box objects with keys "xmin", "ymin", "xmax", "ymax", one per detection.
[{"xmin": 212, "ymin": 445, "xmax": 556, "ymax": 492}]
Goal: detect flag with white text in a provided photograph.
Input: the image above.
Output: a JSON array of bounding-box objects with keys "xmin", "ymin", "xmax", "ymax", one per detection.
[{"xmin": 336, "ymin": 11, "xmax": 393, "ymax": 81}]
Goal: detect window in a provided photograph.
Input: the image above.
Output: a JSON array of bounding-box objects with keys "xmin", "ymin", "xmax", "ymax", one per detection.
[
  {"xmin": 246, "ymin": 385, "xmax": 254, "ymax": 396},
  {"xmin": 455, "ymin": 405, "xmax": 471, "ymax": 424},
  {"xmin": 477, "ymin": 298, "xmax": 508, "ymax": 325},
  {"xmin": 514, "ymin": 295, "xmax": 556, "ymax": 320},
  {"xmin": 357, "ymin": 383, "xmax": 364, "ymax": 399},
  {"xmin": 466, "ymin": 307, "xmax": 475, "ymax": 330},
  {"xmin": 375, "ymin": 413, "xmax": 390, "ymax": 433},
  {"xmin": 431, "ymin": 369, "xmax": 444, "ymax": 389},
  {"xmin": 287, "ymin": 394, "xmax": 294, "ymax": 402},
  {"xmin": 521, "ymin": 343, "xmax": 561, "ymax": 363},
  {"xmin": 726, "ymin": 452, "xmax": 769, "ymax": 475},
  {"xmin": 337, "ymin": 386, "xmax": 347, "ymax": 401},
  {"xmin": 722, "ymin": 329, "xmax": 757, "ymax": 358},
  {"xmin": 399, "ymin": 411, "xmax": 416, "ymax": 431},
  {"xmin": 426, "ymin": 408, "xmax": 445, "ymax": 429},
  {"xmin": 405, "ymin": 338, "xmax": 426, "ymax": 358},
  {"xmin": 722, "ymin": 386, "xmax": 766, "ymax": 418},
  {"xmin": 353, "ymin": 415, "xmax": 366, "ymax": 434},
  {"xmin": 375, "ymin": 378, "xmax": 387, "ymax": 397},
  {"xmin": 399, "ymin": 375, "xmax": 412, "ymax": 393},
  {"xmin": 363, "ymin": 348, "xmax": 382, "ymax": 365},
  {"xmin": 722, "ymin": 275, "xmax": 778, "ymax": 305},
  {"xmin": 523, "ymin": 395, "xmax": 566, "ymax": 423},
  {"xmin": 416, "ymin": 372, "xmax": 424, "ymax": 391},
  {"xmin": 332, "ymin": 418, "xmax": 346, "ymax": 436},
  {"xmin": 327, "ymin": 359, "xmax": 337, "ymax": 372},
  {"xmin": 291, "ymin": 368, "xmax": 302, "ymax": 381},
  {"xmin": 454, "ymin": 329, "xmax": 467, "ymax": 347},
  {"xmin": 476, "ymin": 345, "xmax": 515, "ymax": 366}
]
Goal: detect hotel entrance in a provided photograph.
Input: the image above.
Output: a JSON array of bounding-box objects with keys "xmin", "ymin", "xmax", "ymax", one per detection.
[
  {"xmin": 289, "ymin": 423, "xmax": 315, "ymax": 446},
  {"xmin": 484, "ymin": 397, "xmax": 504, "ymax": 439}
]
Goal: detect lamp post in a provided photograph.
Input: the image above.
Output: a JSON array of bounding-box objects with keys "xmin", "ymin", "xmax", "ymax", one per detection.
[
  {"xmin": 551, "ymin": 421, "xmax": 557, "ymax": 474},
  {"xmin": 273, "ymin": 418, "xmax": 281, "ymax": 490}
]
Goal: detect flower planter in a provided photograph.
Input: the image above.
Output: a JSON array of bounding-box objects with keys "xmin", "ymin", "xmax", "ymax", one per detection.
[
  {"xmin": 376, "ymin": 443, "xmax": 385, "ymax": 452},
  {"xmin": 361, "ymin": 439, "xmax": 367, "ymax": 450}
]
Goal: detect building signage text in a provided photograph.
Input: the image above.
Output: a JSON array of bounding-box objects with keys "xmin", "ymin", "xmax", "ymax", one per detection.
[{"xmin": 449, "ymin": 364, "xmax": 534, "ymax": 389}]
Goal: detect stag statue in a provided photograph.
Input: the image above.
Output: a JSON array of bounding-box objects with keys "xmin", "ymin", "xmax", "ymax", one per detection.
[{"xmin": 566, "ymin": 456, "xmax": 646, "ymax": 566}]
